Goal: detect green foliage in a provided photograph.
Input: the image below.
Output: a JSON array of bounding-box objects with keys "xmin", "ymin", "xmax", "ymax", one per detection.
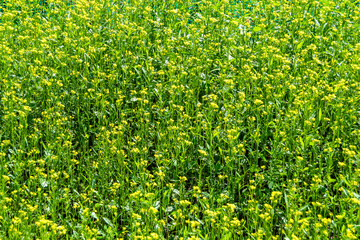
[{"xmin": 0, "ymin": 0, "xmax": 360, "ymax": 239}]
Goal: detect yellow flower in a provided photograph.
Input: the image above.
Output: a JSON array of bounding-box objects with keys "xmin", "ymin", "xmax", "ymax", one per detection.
[{"xmin": 254, "ymin": 99, "xmax": 263, "ymax": 105}]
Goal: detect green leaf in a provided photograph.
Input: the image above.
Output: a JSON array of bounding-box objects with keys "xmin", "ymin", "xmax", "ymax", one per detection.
[
  {"xmin": 284, "ymin": 193, "xmax": 289, "ymax": 209},
  {"xmin": 296, "ymin": 41, "xmax": 304, "ymax": 50},
  {"xmin": 353, "ymin": 192, "xmax": 360, "ymax": 199},
  {"xmin": 103, "ymin": 217, "xmax": 114, "ymax": 228},
  {"xmin": 91, "ymin": 212, "xmax": 98, "ymax": 220},
  {"xmin": 299, "ymin": 137, "xmax": 304, "ymax": 149},
  {"xmin": 299, "ymin": 205, "xmax": 309, "ymax": 211},
  {"xmin": 253, "ymin": 26, "xmax": 261, "ymax": 32}
]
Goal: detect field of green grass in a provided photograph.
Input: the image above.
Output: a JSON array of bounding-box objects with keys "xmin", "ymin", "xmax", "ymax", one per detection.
[{"xmin": 1, "ymin": 0, "xmax": 360, "ymax": 239}]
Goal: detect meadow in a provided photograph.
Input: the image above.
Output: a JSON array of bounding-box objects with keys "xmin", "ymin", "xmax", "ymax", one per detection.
[{"xmin": 0, "ymin": 0, "xmax": 360, "ymax": 239}]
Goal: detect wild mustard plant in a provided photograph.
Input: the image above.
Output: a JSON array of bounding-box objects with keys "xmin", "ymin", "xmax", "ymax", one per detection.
[{"xmin": 0, "ymin": 0, "xmax": 360, "ymax": 239}]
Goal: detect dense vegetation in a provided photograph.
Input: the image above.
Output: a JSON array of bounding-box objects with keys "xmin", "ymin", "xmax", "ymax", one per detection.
[{"xmin": 1, "ymin": 0, "xmax": 360, "ymax": 239}]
